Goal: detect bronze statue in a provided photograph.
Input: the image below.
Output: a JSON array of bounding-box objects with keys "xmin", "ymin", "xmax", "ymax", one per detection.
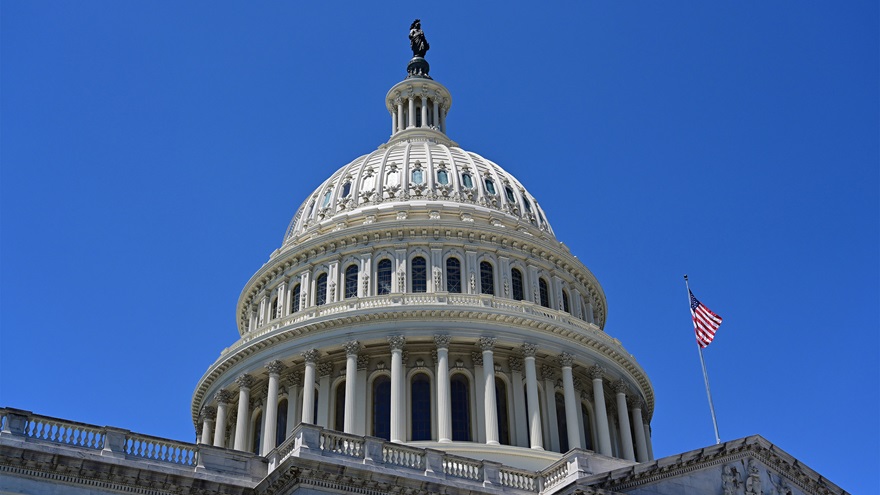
[{"xmin": 409, "ymin": 19, "xmax": 429, "ymax": 58}]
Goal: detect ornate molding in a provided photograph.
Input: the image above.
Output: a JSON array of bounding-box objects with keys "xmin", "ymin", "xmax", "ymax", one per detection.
[
  {"xmin": 613, "ymin": 379, "xmax": 629, "ymax": 395},
  {"xmin": 433, "ymin": 334, "xmax": 450, "ymax": 349},
  {"xmin": 508, "ymin": 356, "xmax": 523, "ymax": 372},
  {"xmin": 236, "ymin": 374, "xmax": 254, "ymax": 389},
  {"xmin": 388, "ymin": 335, "xmax": 406, "ymax": 351},
  {"xmin": 471, "ymin": 351, "xmax": 483, "ymax": 366},
  {"xmin": 302, "ymin": 348, "xmax": 320, "ymax": 363},
  {"xmin": 201, "ymin": 406, "xmax": 216, "ymax": 420},
  {"xmin": 478, "ymin": 336, "xmax": 496, "ymax": 351},
  {"xmin": 317, "ymin": 362, "xmax": 333, "ymax": 377},
  {"xmin": 521, "ymin": 342, "xmax": 538, "ymax": 358},
  {"xmin": 541, "ymin": 365, "xmax": 555, "ymax": 381},
  {"xmin": 343, "ymin": 340, "xmax": 360, "ymax": 356},
  {"xmin": 558, "ymin": 351, "xmax": 574, "ymax": 367},
  {"xmin": 266, "ymin": 360, "xmax": 286, "ymax": 375},
  {"xmin": 213, "ymin": 390, "xmax": 232, "ymax": 405},
  {"xmin": 588, "ymin": 364, "xmax": 605, "ymax": 380}
]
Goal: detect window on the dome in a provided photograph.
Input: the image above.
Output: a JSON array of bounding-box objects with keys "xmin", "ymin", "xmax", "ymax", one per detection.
[
  {"xmin": 462, "ymin": 173, "xmax": 473, "ymax": 188},
  {"xmin": 372, "ymin": 376, "xmax": 391, "ymax": 440},
  {"xmin": 341, "ymin": 182, "xmax": 352, "ymax": 198},
  {"xmin": 377, "ymin": 259, "xmax": 392, "ymax": 295},
  {"xmin": 316, "ymin": 273, "xmax": 328, "ymax": 306},
  {"xmin": 446, "ymin": 257, "xmax": 461, "ymax": 293},
  {"xmin": 345, "ymin": 264, "xmax": 358, "ymax": 299},
  {"xmin": 495, "ymin": 377, "xmax": 510, "ymax": 445},
  {"xmin": 291, "ymin": 284, "xmax": 301, "ymax": 313},
  {"xmin": 269, "ymin": 297, "xmax": 278, "ymax": 320},
  {"xmin": 437, "ymin": 170, "xmax": 449, "ymax": 185},
  {"xmin": 411, "ymin": 374, "xmax": 431, "ymax": 441},
  {"xmin": 451, "ymin": 374, "xmax": 471, "ymax": 441},
  {"xmin": 505, "ymin": 186, "xmax": 516, "ymax": 203},
  {"xmin": 562, "ymin": 290, "xmax": 570, "ymax": 313},
  {"xmin": 523, "ymin": 197, "xmax": 532, "ymax": 213},
  {"xmin": 539, "ymin": 278, "xmax": 550, "ymax": 308},
  {"xmin": 480, "ymin": 261, "xmax": 494, "ymax": 295},
  {"xmin": 412, "ymin": 169, "xmax": 423, "ymax": 184},
  {"xmin": 321, "ymin": 191, "xmax": 332, "ymax": 208},
  {"xmin": 484, "ymin": 178, "xmax": 496, "ymax": 195},
  {"xmin": 412, "ymin": 256, "xmax": 427, "ymax": 293},
  {"xmin": 511, "ymin": 268, "xmax": 524, "ymax": 301}
]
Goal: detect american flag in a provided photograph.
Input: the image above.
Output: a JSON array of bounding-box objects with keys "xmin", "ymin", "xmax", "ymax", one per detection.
[{"xmin": 690, "ymin": 290, "xmax": 723, "ymax": 348}]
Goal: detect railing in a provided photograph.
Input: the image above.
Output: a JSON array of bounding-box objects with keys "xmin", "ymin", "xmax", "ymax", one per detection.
[
  {"xmin": 263, "ymin": 424, "xmax": 597, "ymax": 493},
  {"xmin": 22, "ymin": 415, "xmax": 105, "ymax": 449},
  {"xmin": 125, "ymin": 432, "xmax": 198, "ymax": 466}
]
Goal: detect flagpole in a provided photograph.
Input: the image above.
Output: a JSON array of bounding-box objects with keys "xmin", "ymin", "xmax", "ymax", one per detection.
[{"xmin": 684, "ymin": 274, "xmax": 721, "ymax": 445}]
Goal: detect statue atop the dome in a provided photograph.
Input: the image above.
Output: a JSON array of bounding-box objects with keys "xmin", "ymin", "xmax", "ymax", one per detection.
[{"xmin": 409, "ymin": 19, "xmax": 430, "ymax": 58}]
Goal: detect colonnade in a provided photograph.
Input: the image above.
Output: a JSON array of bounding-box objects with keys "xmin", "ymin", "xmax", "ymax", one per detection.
[
  {"xmin": 198, "ymin": 337, "xmax": 653, "ymax": 462},
  {"xmin": 391, "ymin": 93, "xmax": 446, "ymax": 135}
]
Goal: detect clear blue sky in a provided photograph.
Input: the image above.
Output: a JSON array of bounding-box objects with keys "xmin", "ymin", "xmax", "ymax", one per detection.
[{"xmin": 2, "ymin": 2, "xmax": 877, "ymax": 493}]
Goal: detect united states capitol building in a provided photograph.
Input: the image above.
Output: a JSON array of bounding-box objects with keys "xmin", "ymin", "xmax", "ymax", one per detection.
[{"xmin": 0, "ymin": 23, "xmax": 847, "ymax": 495}]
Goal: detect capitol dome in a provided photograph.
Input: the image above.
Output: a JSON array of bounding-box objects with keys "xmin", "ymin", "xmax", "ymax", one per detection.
[{"xmin": 191, "ymin": 33, "xmax": 654, "ymax": 471}]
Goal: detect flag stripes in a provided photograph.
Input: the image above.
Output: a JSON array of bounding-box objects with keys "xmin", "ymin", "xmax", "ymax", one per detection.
[{"xmin": 689, "ymin": 290, "xmax": 722, "ymax": 348}]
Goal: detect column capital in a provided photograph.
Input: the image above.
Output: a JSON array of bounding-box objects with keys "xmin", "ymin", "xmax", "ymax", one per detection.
[
  {"xmin": 471, "ymin": 351, "xmax": 483, "ymax": 366},
  {"xmin": 388, "ymin": 335, "xmax": 406, "ymax": 351},
  {"xmin": 288, "ymin": 370, "xmax": 303, "ymax": 386},
  {"xmin": 302, "ymin": 348, "xmax": 320, "ymax": 363},
  {"xmin": 558, "ymin": 352, "xmax": 574, "ymax": 368},
  {"xmin": 236, "ymin": 374, "xmax": 254, "ymax": 390},
  {"xmin": 478, "ymin": 336, "xmax": 497, "ymax": 352},
  {"xmin": 541, "ymin": 365, "xmax": 555, "ymax": 381},
  {"xmin": 613, "ymin": 379, "xmax": 629, "ymax": 395},
  {"xmin": 201, "ymin": 406, "xmax": 216, "ymax": 421},
  {"xmin": 266, "ymin": 360, "xmax": 286, "ymax": 375},
  {"xmin": 343, "ymin": 340, "xmax": 360, "ymax": 356},
  {"xmin": 573, "ymin": 377, "xmax": 584, "ymax": 390},
  {"xmin": 317, "ymin": 362, "xmax": 334, "ymax": 377},
  {"xmin": 588, "ymin": 364, "xmax": 605, "ymax": 380},
  {"xmin": 433, "ymin": 334, "xmax": 451, "ymax": 349},
  {"xmin": 214, "ymin": 390, "xmax": 233, "ymax": 405},
  {"xmin": 627, "ymin": 395, "xmax": 642, "ymax": 409},
  {"xmin": 357, "ymin": 355, "xmax": 370, "ymax": 371},
  {"xmin": 508, "ymin": 356, "xmax": 523, "ymax": 373},
  {"xmin": 580, "ymin": 390, "xmax": 593, "ymax": 402},
  {"xmin": 521, "ymin": 343, "xmax": 538, "ymax": 358}
]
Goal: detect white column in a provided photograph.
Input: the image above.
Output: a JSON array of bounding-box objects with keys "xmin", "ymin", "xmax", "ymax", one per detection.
[
  {"xmin": 213, "ymin": 391, "xmax": 231, "ymax": 448},
  {"xmin": 434, "ymin": 335, "xmax": 452, "ymax": 443},
  {"xmin": 629, "ymin": 396, "xmax": 649, "ymax": 462},
  {"xmin": 522, "ymin": 344, "xmax": 544, "ymax": 450},
  {"xmin": 316, "ymin": 363, "xmax": 331, "ymax": 428},
  {"xmin": 389, "ymin": 335, "xmax": 406, "ymax": 443},
  {"xmin": 439, "ymin": 105, "xmax": 446, "ymax": 133},
  {"xmin": 479, "ymin": 337, "xmax": 499, "ymax": 445},
  {"xmin": 233, "ymin": 374, "xmax": 253, "ymax": 451},
  {"xmin": 432, "ymin": 99, "xmax": 439, "ymax": 129},
  {"xmin": 261, "ymin": 360, "xmax": 285, "ymax": 455},
  {"xmin": 407, "ymin": 97, "xmax": 415, "ymax": 128},
  {"xmin": 420, "ymin": 95, "xmax": 428, "ymax": 128},
  {"xmin": 287, "ymin": 371, "xmax": 302, "ymax": 438},
  {"xmin": 644, "ymin": 423, "xmax": 654, "ymax": 460},
  {"xmin": 301, "ymin": 350, "xmax": 319, "ymax": 424},
  {"xmin": 613, "ymin": 380, "xmax": 635, "ymax": 461},
  {"xmin": 200, "ymin": 406, "xmax": 215, "ymax": 446},
  {"xmin": 508, "ymin": 357, "xmax": 528, "ymax": 448},
  {"xmin": 589, "ymin": 365, "xmax": 613, "ymax": 456},
  {"xmin": 396, "ymin": 98, "xmax": 404, "ymax": 132},
  {"xmin": 355, "ymin": 355, "xmax": 369, "ymax": 435},
  {"xmin": 472, "ymin": 351, "xmax": 486, "ymax": 443},
  {"xmin": 542, "ymin": 367, "xmax": 560, "ymax": 452},
  {"xmin": 575, "ymin": 393, "xmax": 587, "ymax": 449},
  {"xmin": 342, "ymin": 340, "xmax": 360, "ymax": 433},
  {"xmin": 390, "ymin": 110, "xmax": 396, "ymax": 135},
  {"xmin": 559, "ymin": 353, "xmax": 582, "ymax": 450}
]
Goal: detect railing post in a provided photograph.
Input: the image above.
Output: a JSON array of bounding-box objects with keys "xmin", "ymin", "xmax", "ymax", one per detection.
[
  {"xmin": 363, "ymin": 436, "xmax": 384, "ymax": 465},
  {"xmin": 568, "ymin": 449, "xmax": 593, "ymax": 478},
  {"xmin": 482, "ymin": 460, "xmax": 501, "ymax": 487},
  {"xmin": 298, "ymin": 423, "xmax": 322, "ymax": 452},
  {"xmin": 1, "ymin": 409, "xmax": 29, "ymax": 436},
  {"xmin": 423, "ymin": 448, "xmax": 445, "ymax": 478},
  {"xmin": 101, "ymin": 427, "xmax": 129, "ymax": 458}
]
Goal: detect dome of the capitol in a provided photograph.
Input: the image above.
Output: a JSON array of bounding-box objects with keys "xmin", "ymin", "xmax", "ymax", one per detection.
[{"xmin": 191, "ymin": 21, "xmax": 654, "ymax": 471}]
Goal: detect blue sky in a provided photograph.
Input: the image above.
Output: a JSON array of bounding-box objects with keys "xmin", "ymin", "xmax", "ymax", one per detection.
[{"xmin": 1, "ymin": 2, "xmax": 877, "ymax": 493}]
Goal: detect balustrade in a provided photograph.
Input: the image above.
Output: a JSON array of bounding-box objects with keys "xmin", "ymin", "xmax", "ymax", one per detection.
[
  {"xmin": 442, "ymin": 453, "xmax": 483, "ymax": 480},
  {"xmin": 320, "ymin": 430, "xmax": 364, "ymax": 458},
  {"xmin": 125, "ymin": 433, "xmax": 198, "ymax": 466},
  {"xmin": 500, "ymin": 467, "xmax": 539, "ymax": 491},
  {"xmin": 382, "ymin": 443, "xmax": 424, "ymax": 469},
  {"xmin": 23, "ymin": 415, "xmax": 105, "ymax": 449}
]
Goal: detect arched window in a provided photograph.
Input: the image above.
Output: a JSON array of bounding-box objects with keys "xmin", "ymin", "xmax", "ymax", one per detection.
[
  {"xmin": 511, "ymin": 268, "xmax": 524, "ymax": 301},
  {"xmin": 291, "ymin": 283, "xmax": 301, "ymax": 313},
  {"xmin": 372, "ymin": 376, "xmax": 391, "ymax": 440},
  {"xmin": 412, "ymin": 169, "xmax": 424, "ymax": 184},
  {"xmin": 276, "ymin": 399, "xmax": 288, "ymax": 448},
  {"xmin": 581, "ymin": 403, "xmax": 593, "ymax": 451},
  {"xmin": 437, "ymin": 170, "xmax": 449, "ymax": 185},
  {"xmin": 539, "ymin": 278, "xmax": 550, "ymax": 308},
  {"xmin": 341, "ymin": 182, "xmax": 352, "ymax": 198},
  {"xmin": 450, "ymin": 375, "xmax": 471, "ymax": 441},
  {"xmin": 480, "ymin": 261, "xmax": 494, "ymax": 295},
  {"xmin": 495, "ymin": 377, "xmax": 510, "ymax": 445},
  {"xmin": 316, "ymin": 273, "xmax": 328, "ymax": 306},
  {"xmin": 562, "ymin": 290, "xmax": 570, "ymax": 313},
  {"xmin": 446, "ymin": 257, "xmax": 461, "ymax": 293},
  {"xmin": 377, "ymin": 259, "xmax": 392, "ymax": 295},
  {"xmin": 269, "ymin": 297, "xmax": 278, "ymax": 320},
  {"xmin": 461, "ymin": 173, "xmax": 474, "ymax": 188},
  {"xmin": 411, "ymin": 374, "xmax": 432, "ymax": 441},
  {"xmin": 505, "ymin": 186, "xmax": 516, "ymax": 203},
  {"xmin": 555, "ymin": 392, "xmax": 569, "ymax": 453},
  {"xmin": 412, "ymin": 256, "xmax": 427, "ymax": 293},
  {"xmin": 523, "ymin": 197, "xmax": 532, "ymax": 213},
  {"xmin": 321, "ymin": 190, "xmax": 332, "ymax": 207},
  {"xmin": 334, "ymin": 381, "xmax": 346, "ymax": 431},
  {"xmin": 344, "ymin": 264, "xmax": 358, "ymax": 299},
  {"xmin": 252, "ymin": 411, "xmax": 262, "ymax": 455},
  {"xmin": 484, "ymin": 178, "xmax": 496, "ymax": 195}
]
